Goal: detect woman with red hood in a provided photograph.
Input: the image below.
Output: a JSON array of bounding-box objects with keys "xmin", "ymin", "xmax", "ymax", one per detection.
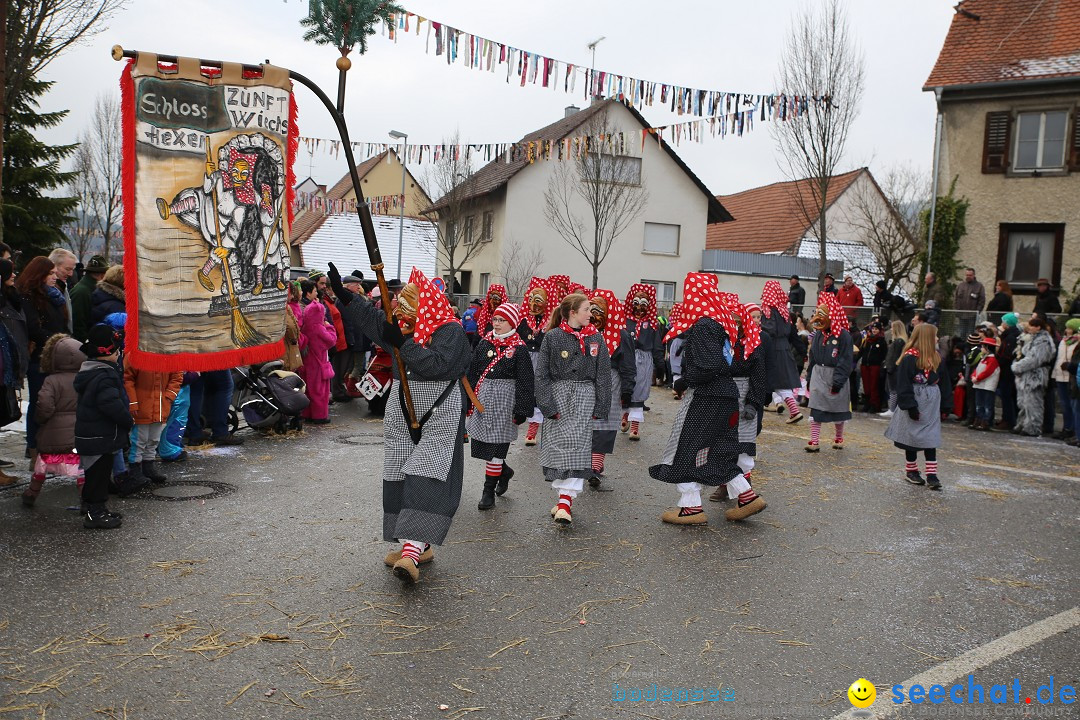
[{"xmin": 805, "ymin": 293, "xmax": 855, "ymax": 451}]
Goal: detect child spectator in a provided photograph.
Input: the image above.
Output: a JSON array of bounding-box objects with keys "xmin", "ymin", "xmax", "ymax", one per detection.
[
  {"xmin": 73, "ymin": 325, "xmax": 132, "ymax": 529},
  {"xmin": 971, "ymin": 337, "xmax": 1001, "ymax": 430},
  {"xmin": 157, "ymin": 372, "xmax": 197, "ymax": 463},
  {"xmin": 124, "ymin": 356, "xmax": 183, "ymax": 483},
  {"xmin": 23, "ymin": 335, "xmax": 86, "ymax": 507}
]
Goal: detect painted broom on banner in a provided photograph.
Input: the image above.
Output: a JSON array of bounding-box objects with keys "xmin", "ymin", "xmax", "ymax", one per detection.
[{"xmin": 120, "ymin": 54, "xmax": 298, "ymax": 371}]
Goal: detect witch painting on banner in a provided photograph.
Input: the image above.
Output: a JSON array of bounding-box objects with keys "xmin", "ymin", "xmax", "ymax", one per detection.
[{"xmin": 121, "ymin": 54, "xmax": 296, "ymax": 370}]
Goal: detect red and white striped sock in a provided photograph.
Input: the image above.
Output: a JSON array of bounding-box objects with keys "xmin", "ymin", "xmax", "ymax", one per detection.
[
  {"xmin": 630, "ymin": 420, "xmax": 640, "ymax": 434},
  {"xmin": 905, "ymin": 460, "xmax": 918, "ymax": 473},
  {"xmin": 737, "ymin": 489, "xmax": 759, "ymax": 506},
  {"xmin": 744, "ymin": 471, "xmax": 752, "ymax": 485},
  {"xmin": 784, "ymin": 396, "xmax": 800, "ymax": 416},
  {"xmin": 591, "ymin": 453, "xmax": 605, "ymax": 473},
  {"xmin": 526, "ymin": 422, "xmax": 539, "ymax": 440},
  {"xmin": 679, "ymin": 505, "xmax": 704, "ymax": 516},
  {"xmin": 485, "ymin": 460, "xmax": 503, "ymax": 478},
  {"xmin": 809, "ymin": 421, "xmax": 821, "ymax": 444},
  {"xmin": 925, "ymin": 461, "xmax": 938, "ymax": 476},
  {"xmin": 400, "ymin": 541, "xmax": 424, "ymax": 564},
  {"xmin": 834, "ymin": 422, "xmax": 845, "ymax": 443},
  {"xmin": 556, "ymin": 493, "xmax": 573, "ymax": 513}
]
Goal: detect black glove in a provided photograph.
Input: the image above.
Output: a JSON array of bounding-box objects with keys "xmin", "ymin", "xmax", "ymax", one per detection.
[
  {"xmin": 830, "ymin": 384, "xmax": 842, "ymax": 395},
  {"xmin": 512, "ymin": 413, "xmax": 527, "ymax": 425},
  {"xmin": 383, "ymin": 321, "xmax": 406, "ymax": 349},
  {"xmin": 740, "ymin": 405, "xmax": 758, "ymax": 421},
  {"xmin": 326, "ymin": 262, "xmax": 353, "ymax": 305},
  {"xmin": 327, "ymin": 262, "xmax": 341, "ymax": 284},
  {"xmin": 907, "ymin": 407, "xmax": 920, "ymax": 421},
  {"xmin": 673, "ymin": 378, "xmax": 688, "ymax": 394},
  {"xmin": 620, "ymin": 392, "xmax": 632, "ymax": 408}
]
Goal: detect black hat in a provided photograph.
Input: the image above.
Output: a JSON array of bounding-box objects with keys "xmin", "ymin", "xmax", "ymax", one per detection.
[
  {"xmin": 85, "ymin": 255, "xmax": 109, "ymax": 273},
  {"xmin": 469, "ymin": 298, "xmax": 482, "ymax": 306},
  {"xmin": 387, "ymin": 278, "xmax": 404, "ymax": 290},
  {"xmin": 80, "ymin": 324, "xmax": 121, "ymax": 359},
  {"xmin": 351, "ymin": 270, "xmax": 365, "ymax": 281},
  {"xmin": 824, "ymin": 273, "xmax": 834, "ymax": 280},
  {"xmin": 875, "ymin": 280, "xmax": 886, "ymax": 289}
]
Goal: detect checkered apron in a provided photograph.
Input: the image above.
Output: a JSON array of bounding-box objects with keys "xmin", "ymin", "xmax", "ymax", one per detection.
[
  {"xmin": 631, "ymin": 350, "xmax": 654, "ymax": 403},
  {"xmin": 592, "ymin": 369, "xmax": 622, "ymax": 432},
  {"xmin": 466, "ymin": 378, "xmax": 518, "ymax": 444},
  {"xmin": 540, "ymin": 380, "xmax": 594, "ymax": 480},
  {"xmin": 884, "ymin": 382, "xmax": 941, "ymax": 449},
  {"xmin": 528, "ymin": 350, "xmax": 544, "ymax": 422},
  {"xmin": 658, "ymin": 387, "xmax": 694, "ymax": 465},
  {"xmin": 734, "ymin": 377, "xmax": 758, "ymax": 447},
  {"xmin": 384, "ymin": 379, "xmax": 461, "ymax": 483}
]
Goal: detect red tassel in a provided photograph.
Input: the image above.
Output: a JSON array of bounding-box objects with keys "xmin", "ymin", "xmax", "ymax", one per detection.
[
  {"xmin": 286, "ymin": 91, "xmax": 299, "ymax": 238},
  {"xmin": 120, "ymin": 60, "xmax": 140, "ymax": 361}
]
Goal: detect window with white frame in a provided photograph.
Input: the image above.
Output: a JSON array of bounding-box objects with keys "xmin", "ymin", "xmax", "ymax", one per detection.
[
  {"xmin": 463, "ymin": 215, "xmax": 476, "ymax": 244},
  {"xmin": 641, "ymin": 279, "xmax": 676, "ymax": 304},
  {"xmin": 643, "ymin": 222, "xmax": 680, "ymax": 255},
  {"xmin": 1013, "ymin": 110, "xmax": 1068, "ymax": 170},
  {"xmin": 481, "ymin": 211, "xmax": 494, "ymax": 242},
  {"xmin": 479, "ymin": 273, "xmax": 490, "ymax": 295}
]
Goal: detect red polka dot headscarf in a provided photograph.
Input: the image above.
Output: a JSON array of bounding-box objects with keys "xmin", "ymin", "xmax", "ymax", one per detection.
[
  {"xmin": 475, "ymin": 283, "xmax": 508, "ymax": 335},
  {"xmin": 738, "ymin": 303, "xmax": 762, "ymax": 356},
  {"xmin": 548, "ymin": 274, "xmax": 571, "ymax": 301},
  {"xmin": 407, "ymin": 267, "xmax": 459, "ymax": 347},
  {"xmin": 815, "ymin": 292, "xmax": 850, "ymax": 337},
  {"xmin": 624, "ymin": 283, "xmax": 658, "ymax": 325},
  {"xmin": 521, "ymin": 276, "xmax": 556, "ymax": 331},
  {"xmin": 667, "ymin": 273, "xmax": 739, "ymax": 345},
  {"xmin": 663, "ymin": 302, "xmax": 684, "ymax": 342},
  {"xmin": 588, "ymin": 288, "xmax": 627, "ymax": 355},
  {"xmin": 760, "ymin": 280, "xmax": 789, "ymax": 323}
]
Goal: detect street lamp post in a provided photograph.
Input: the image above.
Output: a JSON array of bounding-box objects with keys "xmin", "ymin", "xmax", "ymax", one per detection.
[{"xmin": 389, "ymin": 130, "xmax": 408, "ymax": 280}]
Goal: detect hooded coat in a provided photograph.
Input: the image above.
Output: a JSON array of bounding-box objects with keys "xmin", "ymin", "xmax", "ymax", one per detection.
[
  {"xmin": 90, "ymin": 281, "xmax": 125, "ymax": 326},
  {"xmin": 124, "ymin": 357, "xmax": 184, "ymax": 424},
  {"xmin": 34, "ymin": 336, "xmax": 87, "ymax": 453},
  {"xmin": 73, "ymin": 358, "xmax": 133, "ymax": 456}
]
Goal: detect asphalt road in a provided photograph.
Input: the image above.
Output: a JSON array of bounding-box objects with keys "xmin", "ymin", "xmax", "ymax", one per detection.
[{"xmin": 1, "ymin": 391, "xmax": 1077, "ymax": 720}]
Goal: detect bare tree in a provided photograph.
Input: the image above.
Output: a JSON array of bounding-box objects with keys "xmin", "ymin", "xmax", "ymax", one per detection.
[
  {"xmin": 543, "ymin": 113, "xmax": 648, "ymax": 290},
  {"xmin": 1, "ymin": 0, "xmax": 127, "ymax": 243},
  {"xmin": 63, "ymin": 155, "xmax": 97, "ymax": 262},
  {"xmin": 422, "ymin": 134, "xmax": 488, "ymax": 291},
  {"xmin": 844, "ymin": 165, "xmax": 928, "ymax": 295},
  {"xmin": 773, "ymin": 0, "xmax": 865, "ymax": 288},
  {"xmin": 498, "ymin": 234, "xmax": 546, "ymax": 302},
  {"xmin": 68, "ymin": 93, "xmax": 123, "ymax": 261}
]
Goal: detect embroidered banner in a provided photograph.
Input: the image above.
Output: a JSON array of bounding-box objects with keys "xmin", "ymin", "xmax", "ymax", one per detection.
[{"xmin": 121, "ymin": 55, "xmax": 298, "ymax": 371}]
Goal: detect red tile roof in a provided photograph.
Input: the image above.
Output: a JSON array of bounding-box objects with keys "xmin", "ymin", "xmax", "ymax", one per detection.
[
  {"xmin": 429, "ymin": 100, "xmax": 732, "ymax": 223},
  {"xmin": 705, "ymin": 169, "xmax": 865, "ymax": 254},
  {"xmin": 925, "ymin": 0, "xmax": 1080, "ymax": 89},
  {"xmin": 291, "ymin": 153, "xmax": 387, "ymax": 246}
]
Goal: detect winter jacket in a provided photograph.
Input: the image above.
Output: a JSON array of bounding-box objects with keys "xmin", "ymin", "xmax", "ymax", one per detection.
[
  {"xmin": 324, "ymin": 296, "xmax": 348, "ymax": 352},
  {"xmin": 1033, "ymin": 290, "xmax": 1062, "ymax": 316},
  {"xmin": 462, "ymin": 307, "xmax": 479, "ymax": 334},
  {"xmin": 123, "ymin": 357, "xmax": 184, "ymax": 424},
  {"xmin": 1011, "ymin": 330, "xmax": 1055, "ymax": 389},
  {"xmin": 73, "ymin": 359, "xmax": 133, "ymax": 456},
  {"xmin": 923, "ymin": 282, "xmax": 948, "ymax": 308},
  {"xmin": 281, "ymin": 305, "xmax": 302, "ymax": 372},
  {"xmin": 34, "ymin": 336, "xmax": 87, "ymax": 453},
  {"xmin": 0, "ymin": 292, "xmax": 29, "ymax": 382},
  {"xmin": 836, "ymin": 284, "xmax": 864, "ymax": 311},
  {"xmin": 972, "ymin": 353, "xmax": 1001, "ymax": 392},
  {"xmin": 953, "ymin": 279, "xmax": 986, "ymax": 312},
  {"xmin": 884, "ymin": 337, "xmax": 906, "ymax": 376},
  {"xmin": 69, "ymin": 273, "xmax": 98, "ymax": 341},
  {"xmin": 21, "ymin": 292, "xmax": 69, "ymax": 364},
  {"xmin": 90, "ymin": 282, "xmax": 125, "ymax": 326},
  {"xmin": 788, "ymin": 284, "xmax": 806, "ymax": 314},
  {"xmin": 298, "ymin": 301, "xmax": 337, "ymax": 383},
  {"xmin": 1052, "ymin": 339, "xmax": 1078, "ymax": 383},
  {"xmin": 986, "ymin": 292, "xmax": 1012, "ymax": 315}
]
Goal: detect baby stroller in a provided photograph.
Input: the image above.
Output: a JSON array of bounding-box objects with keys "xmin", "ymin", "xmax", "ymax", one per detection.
[{"xmin": 232, "ymin": 361, "xmax": 310, "ymax": 433}]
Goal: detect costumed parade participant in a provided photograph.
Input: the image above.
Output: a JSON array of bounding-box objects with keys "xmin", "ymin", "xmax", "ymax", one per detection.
[
  {"xmin": 885, "ymin": 323, "xmax": 953, "ymax": 490},
  {"xmin": 466, "ymin": 303, "xmax": 535, "ymax": 510},
  {"xmin": 341, "ymin": 268, "xmax": 472, "ymax": 584},
  {"xmin": 667, "ymin": 303, "xmax": 686, "ymax": 399},
  {"xmin": 474, "ymin": 284, "xmax": 507, "ymax": 338},
  {"xmin": 518, "ymin": 277, "xmax": 555, "ymax": 446},
  {"xmin": 549, "ymin": 275, "xmax": 571, "ymax": 303},
  {"xmin": 587, "ymin": 289, "xmax": 636, "ymax": 491},
  {"xmin": 650, "ymin": 274, "xmax": 766, "ymax": 525},
  {"xmin": 535, "ymin": 293, "xmax": 611, "ymax": 525},
  {"xmin": 621, "ymin": 284, "xmax": 664, "ymax": 440},
  {"xmin": 806, "ymin": 293, "xmax": 854, "ymax": 451},
  {"xmin": 710, "ymin": 300, "xmax": 767, "ymax": 503},
  {"xmin": 759, "ymin": 280, "xmax": 804, "ymax": 423}
]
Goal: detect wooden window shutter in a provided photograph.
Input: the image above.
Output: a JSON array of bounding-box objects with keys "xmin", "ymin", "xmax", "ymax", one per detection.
[
  {"xmin": 982, "ymin": 111, "xmax": 1011, "ymax": 174},
  {"xmin": 1068, "ymin": 109, "xmax": 1080, "ymax": 172}
]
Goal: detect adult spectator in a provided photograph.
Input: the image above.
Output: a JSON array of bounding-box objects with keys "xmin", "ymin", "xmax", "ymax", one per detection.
[
  {"xmin": 1032, "ymin": 278, "xmax": 1062, "ymax": 316},
  {"xmin": 16, "ymin": 257, "xmax": 69, "ymax": 465},
  {"xmin": 69, "ymin": 255, "xmax": 108, "ymax": 341},
  {"xmin": 47, "ymin": 248, "xmax": 77, "ymax": 333},
  {"xmin": 836, "ymin": 275, "xmax": 864, "ymax": 322},
  {"xmin": 462, "ymin": 298, "xmax": 481, "ymax": 346},
  {"xmin": 922, "ymin": 272, "xmax": 947, "ymax": 308},
  {"xmin": 1067, "ymin": 291, "xmax": 1080, "ymax": 318},
  {"xmin": 953, "ymin": 268, "xmax": 986, "ymax": 311},
  {"xmin": 995, "ymin": 313, "xmax": 1021, "ymax": 429},
  {"xmin": 820, "ymin": 273, "xmax": 838, "ymax": 295},
  {"xmin": 0, "ymin": 260, "xmax": 28, "ymax": 473},
  {"xmin": 0, "ymin": 243, "xmax": 13, "ymax": 261},
  {"xmin": 90, "ymin": 266, "xmax": 126, "ymax": 325},
  {"xmin": 872, "ymin": 280, "xmax": 893, "ymax": 320},
  {"xmin": 1011, "ymin": 316, "xmax": 1055, "ymax": 437},
  {"xmin": 1051, "ymin": 319, "xmax": 1078, "ymax": 440},
  {"xmin": 186, "ymin": 370, "xmax": 243, "ymax": 446},
  {"xmin": 341, "ymin": 274, "xmax": 368, "ymax": 384},
  {"xmin": 788, "ymin": 275, "xmax": 806, "ymax": 316},
  {"xmin": 329, "ymin": 274, "xmax": 363, "ymax": 402},
  {"xmin": 986, "ymin": 280, "xmax": 1013, "ymax": 323}
]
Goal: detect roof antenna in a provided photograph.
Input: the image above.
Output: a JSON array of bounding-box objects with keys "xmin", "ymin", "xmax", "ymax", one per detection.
[{"xmin": 587, "ymin": 37, "xmax": 605, "ymax": 98}]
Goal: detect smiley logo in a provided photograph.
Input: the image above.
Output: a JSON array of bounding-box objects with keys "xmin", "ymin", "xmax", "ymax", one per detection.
[{"xmin": 847, "ymin": 678, "xmax": 876, "ymax": 708}]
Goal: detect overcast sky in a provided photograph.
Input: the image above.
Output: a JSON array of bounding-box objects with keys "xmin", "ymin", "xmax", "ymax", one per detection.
[{"xmin": 38, "ymin": 0, "xmax": 955, "ymax": 196}]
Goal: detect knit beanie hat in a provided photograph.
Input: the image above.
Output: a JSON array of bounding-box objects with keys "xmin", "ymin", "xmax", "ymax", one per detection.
[
  {"xmin": 80, "ymin": 324, "xmax": 121, "ymax": 359},
  {"xmin": 1066, "ymin": 318, "xmax": 1080, "ymax": 333},
  {"xmin": 1002, "ymin": 312, "xmax": 1019, "ymax": 327},
  {"xmin": 492, "ymin": 302, "xmax": 521, "ymax": 328}
]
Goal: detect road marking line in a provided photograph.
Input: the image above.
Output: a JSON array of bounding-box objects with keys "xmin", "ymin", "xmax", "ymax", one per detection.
[
  {"xmin": 831, "ymin": 606, "xmax": 1080, "ymax": 719},
  {"xmin": 951, "ymin": 459, "xmax": 1079, "ymax": 483}
]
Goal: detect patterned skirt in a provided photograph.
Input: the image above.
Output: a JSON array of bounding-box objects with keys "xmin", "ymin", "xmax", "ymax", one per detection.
[
  {"xmin": 591, "ymin": 369, "xmax": 623, "ymax": 454},
  {"xmin": 649, "ymin": 388, "xmax": 741, "ymax": 486},
  {"xmin": 630, "ymin": 350, "xmax": 654, "ymax": 405},
  {"xmin": 734, "ymin": 377, "xmax": 759, "ymax": 457},
  {"xmin": 885, "ymin": 383, "xmax": 942, "ymax": 450},
  {"xmin": 540, "ymin": 380, "xmax": 595, "ymax": 481},
  {"xmin": 383, "ymin": 379, "xmax": 465, "ymax": 545}
]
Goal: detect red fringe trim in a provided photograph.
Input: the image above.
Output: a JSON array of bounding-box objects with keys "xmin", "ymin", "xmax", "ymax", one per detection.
[
  {"xmin": 118, "ymin": 61, "xmax": 292, "ymax": 373},
  {"xmin": 286, "ymin": 91, "xmax": 299, "ymax": 242}
]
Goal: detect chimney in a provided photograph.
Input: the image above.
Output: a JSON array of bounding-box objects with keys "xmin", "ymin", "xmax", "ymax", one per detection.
[{"xmin": 564, "ymin": 105, "xmax": 580, "ymax": 118}]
